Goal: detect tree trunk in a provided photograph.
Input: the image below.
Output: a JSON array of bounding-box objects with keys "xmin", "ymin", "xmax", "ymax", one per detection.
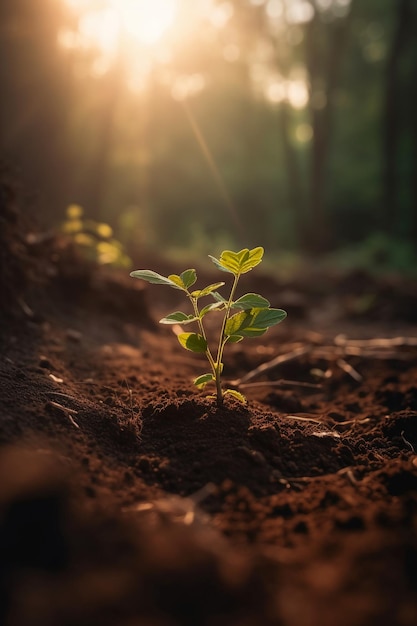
[
  {"xmin": 382, "ymin": 0, "xmax": 412, "ymax": 235},
  {"xmin": 279, "ymin": 103, "xmax": 306, "ymax": 247},
  {"xmin": 305, "ymin": 5, "xmax": 353, "ymax": 252},
  {"xmin": 409, "ymin": 37, "xmax": 417, "ymax": 250}
]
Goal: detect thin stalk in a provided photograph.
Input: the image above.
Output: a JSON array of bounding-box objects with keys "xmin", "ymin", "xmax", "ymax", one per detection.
[
  {"xmin": 214, "ymin": 273, "xmax": 240, "ymax": 405},
  {"xmin": 188, "ymin": 294, "xmax": 217, "ymax": 373}
]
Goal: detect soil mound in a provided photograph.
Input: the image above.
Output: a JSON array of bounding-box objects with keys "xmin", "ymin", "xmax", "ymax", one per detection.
[{"xmin": 1, "ymin": 177, "xmax": 417, "ymax": 625}]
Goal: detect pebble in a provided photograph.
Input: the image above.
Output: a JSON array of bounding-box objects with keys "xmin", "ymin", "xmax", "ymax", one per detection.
[
  {"xmin": 49, "ymin": 373, "xmax": 64, "ymax": 383},
  {"xmin": 39, "ymin": 356, "xmax": 51, "ymax": 368},
  {"xmin": 66, "ymin": 328, "xmax": 82, "ymax": 342}
]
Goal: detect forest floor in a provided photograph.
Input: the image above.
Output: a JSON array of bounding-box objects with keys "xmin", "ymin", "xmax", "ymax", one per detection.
[{"xmin": 1, "ymin": 179, "xmax": 417, "ymax": 626}]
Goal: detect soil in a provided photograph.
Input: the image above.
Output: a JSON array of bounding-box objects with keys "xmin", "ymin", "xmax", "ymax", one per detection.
[{"xmin": 1, "ymin": 174, "xmax": 417, "ymax": 626}]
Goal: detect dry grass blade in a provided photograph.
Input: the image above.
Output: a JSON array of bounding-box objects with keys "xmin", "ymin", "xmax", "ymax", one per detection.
[
  {"xmin": 238, "ymin": 379, "xmax": 321, "ymax": 390},
  {"xmin": 231, "ymin": 333, "xmax": 417, "ymax": 391},
  {"xmin": 335, "ymin": 335, "xmax": 417, "ymax": 348},
  {"xmin": 49, "ymin": 401, "xmax": 80, "ymax": 429},
  {"xmin": 285, "ymin": 414, "xmax": 323, "ymax": 425},
  {"xmin": 336, "ymin": 358, "xmax": 363, "ymax": 382},
  {"xmin": 232, "ymin": 345, "xmax": 311, "ymax": 385}
]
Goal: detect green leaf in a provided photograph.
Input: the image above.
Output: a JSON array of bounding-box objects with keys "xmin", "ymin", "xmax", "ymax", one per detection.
[
  {"xmin": 251, "ymin": 307, "xmax": 287, "ymax": 328},
  {"xmin": 220, "ymin": 249, "xmax": 250, "ymax": 274},
  {"xmin": 225, "ymin": 307, "xmax": 286, "ymax": 339},
  {"xmin": 237, "ymin": 327, "xmax": 268, "ymax": 338},
  {"xmin": 240, "ymin": 247, "xmax": 264, "ymax": 273},
  {"xmin": 191, "ymin": 282, "xmax": 225, "ymax": 298},
  {"xmin": 235, "ymin": 308, "xmax": 287, "ymax": 338},
  {"xmin": 168, "ymin": 274, "xmax": 185, "ymax": 289},
  {"xmin": 180, "ymin": 269, "xmax": 197, "ymax": 289},
  {"xmin": 211, "ymin": 291, "xmax": 227, "ymax": 303},
  {"xmin": 159, "ymin": 311, "xmax": 197, "ymax": 325},
  {"xmin": 223, "ymin": 389, "xmax": 247, "ymax": 404},
  {"xmin": 225, "ymin": 311, "xmax": 253, "ymax": 336},
  {"xmin": 233, "ymin": 293, "xmax": 270, "ymax": 310},
  {"xmin": 200, "ymin": 301, "xmax": 225, "ymax": 317},
  {"xmin": 130, "ymin": 269, "xmax": 182, "ymax": 289},
  {"xmin": 226, "ymin": 335, "xmax": 244, "ymax": 343},
  {"xmin": 178, "ymin": 333, "xmax": 207, "ymax": 353},
  {"xmin": 209, "ymin": 247, "xmax": 264, "ymax": 275},
  {"xmin": 208, "ymin": 255, "xmax": 234, "ymax": 273},
  {"xmin": 193, "ymin": 373, "xmax": 214, "ymax": 388}
]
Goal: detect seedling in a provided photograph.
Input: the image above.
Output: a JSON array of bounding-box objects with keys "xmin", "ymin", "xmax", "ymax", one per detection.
[{"xmin": 130, "ymin": 247, "xmax": 287, "ymax": 406}]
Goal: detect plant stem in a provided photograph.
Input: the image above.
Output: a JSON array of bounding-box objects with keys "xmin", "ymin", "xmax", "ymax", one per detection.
[
  {"xmin": 214, "ymin": 273, "xmax": 240, "ymax": 405},
  {"xmin": 189, "ymin": 294, "xmax": 217, "ymax": 373}
]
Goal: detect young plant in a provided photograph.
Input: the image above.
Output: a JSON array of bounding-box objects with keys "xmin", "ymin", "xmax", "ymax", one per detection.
[{"xmin": 130, "ymin": 247, "xmax": 287, "ymax": 406}]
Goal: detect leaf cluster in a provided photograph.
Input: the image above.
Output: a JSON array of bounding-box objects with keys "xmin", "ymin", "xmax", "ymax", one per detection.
[{"xmin": 130, "ymin": 248, "xmax": 286, "ymax": 405}]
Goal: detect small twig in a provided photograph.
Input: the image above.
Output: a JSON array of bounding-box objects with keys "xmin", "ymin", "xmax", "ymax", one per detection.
[
  {"xmin": 238, "ymin": 379, "xmax": 322, "ymax": 390},
  {"xmin": 48, "ymin": 401, "xmax": 78, "ymax": 416},
  {"xmin": 335, "ymin": 335, "xmax": 417, "ymax": 348},
  {"xmin": 343, "ymin": 348, "xmax": 411, "ymax": 360},
  {"xmin": 276, "ymin": 475, "xmax": 314, "ymax": 488},
  {"xmin": 232, "ymin": 345, "xmax": 311, "ymax": 386},
  {"xmin": 285, "ymin": 414, "xmax": 323, "ymax": 425},
  {"xmin": 49, "ymin": 373, "xmax": 64, "ymax": 384},
  {"xmin": 48, "ymin": 392, "xmax": 79, "ymax": 402},
  {"xmin": 401, "ymin": 430, "xmax": 415, "ymax": 453},
  {"xmin": 228, "ymin": 333, "xmax": 416, "ymax": 392},
  {"xmin": 332, "ymin": 417, "xmax": 370, "ymax": 426},
  {"xmin": 312, "ymin": 430, "xmax": 341, "ymax": 439},
  {"xmin": 337, "ymin": 467, "xmax": 359, "ymax": 485},
  {"xmin": 124, "ymin": 379, "xmax": 142, "ymax": 438},
  {"xmin": 336, "ymin": 358, "xmax": 363, "ymax": 382},
  {"xmin": 126, "ymin": 483, "xmax": 215, "ymax": 525},
  {"xmin": 309, "ymin": 344, "xmax": 415, "ymax": 361},
  {"xmin": 124, "ymin": 379, "xmax": 134, "ymax": 413},
  {"xmin": 17, "ymin": 297, "xmax": 34, "ymax": 318},
  {"xmin": 49, "ymin": 401, "xmax": 80, "ymax": 429},
  {"xmin": 189, "ymin": 482, "xmax": 217, "ymax": 504}
]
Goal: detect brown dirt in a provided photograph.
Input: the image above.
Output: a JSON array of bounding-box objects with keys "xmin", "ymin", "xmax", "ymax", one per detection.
[{"xmin": 1, "ymin": 175, "xmax": 417, "ymax": 626}]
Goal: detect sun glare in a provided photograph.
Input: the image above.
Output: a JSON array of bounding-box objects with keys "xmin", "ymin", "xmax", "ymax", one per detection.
[
  {"xmin": 63, "ymin": 0, "xmax": 178, "ymax": 51},
  {"xmin": 111, "ymin": 0, "xmax": 177, "ymax": 45}
]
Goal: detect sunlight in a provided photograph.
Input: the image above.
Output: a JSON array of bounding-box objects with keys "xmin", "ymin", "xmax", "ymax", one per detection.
[
  {"xmin": 110, "ymin": 0, "xmax": 177, "ymax": 45},
  {"xmin": 263, "ymin": 74, "xmax": 309, "ymax": 109},
  {"xmin": 295, "ymin": 122, "xmax": 313, "ymax": 142},
  {"xmin": 265, "ymin": 78, "xmax": 286, "ymax": 104},
  {"xmin": 63, "ymin": 0, "xmax": 178, "ymax": 50},
  {"xmin": 287, "ymin": 80, "xmax": 309, "ymax": 108},
  {"xmin": 78, "ymin": 8, "xmax": 119, "ymax": 56}
]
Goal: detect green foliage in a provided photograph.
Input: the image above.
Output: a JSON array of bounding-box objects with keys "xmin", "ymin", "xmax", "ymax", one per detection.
[
  {"xmin": 177, "ymin": 332, "xmax": 208, "ymax": 353},
  {"xmin": 130, "ymin": 247, "xmax": 287, "ymax": 406},
  {"xmin": 208, "ymin": 247, "xmax": 264, "ymax": 274},
  {"xmin": 328, "ymin": 233, "xmax": 417, "ymax": 275},
  {"xmin": 62, "ymin": 205, "xmax": 131, "ymax": 268}
]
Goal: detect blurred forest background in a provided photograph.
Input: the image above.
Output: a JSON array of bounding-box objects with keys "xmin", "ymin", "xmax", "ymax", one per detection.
[{"xmin": 1, "ymin": 0, "xmax": 416, "ymax": 271}]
